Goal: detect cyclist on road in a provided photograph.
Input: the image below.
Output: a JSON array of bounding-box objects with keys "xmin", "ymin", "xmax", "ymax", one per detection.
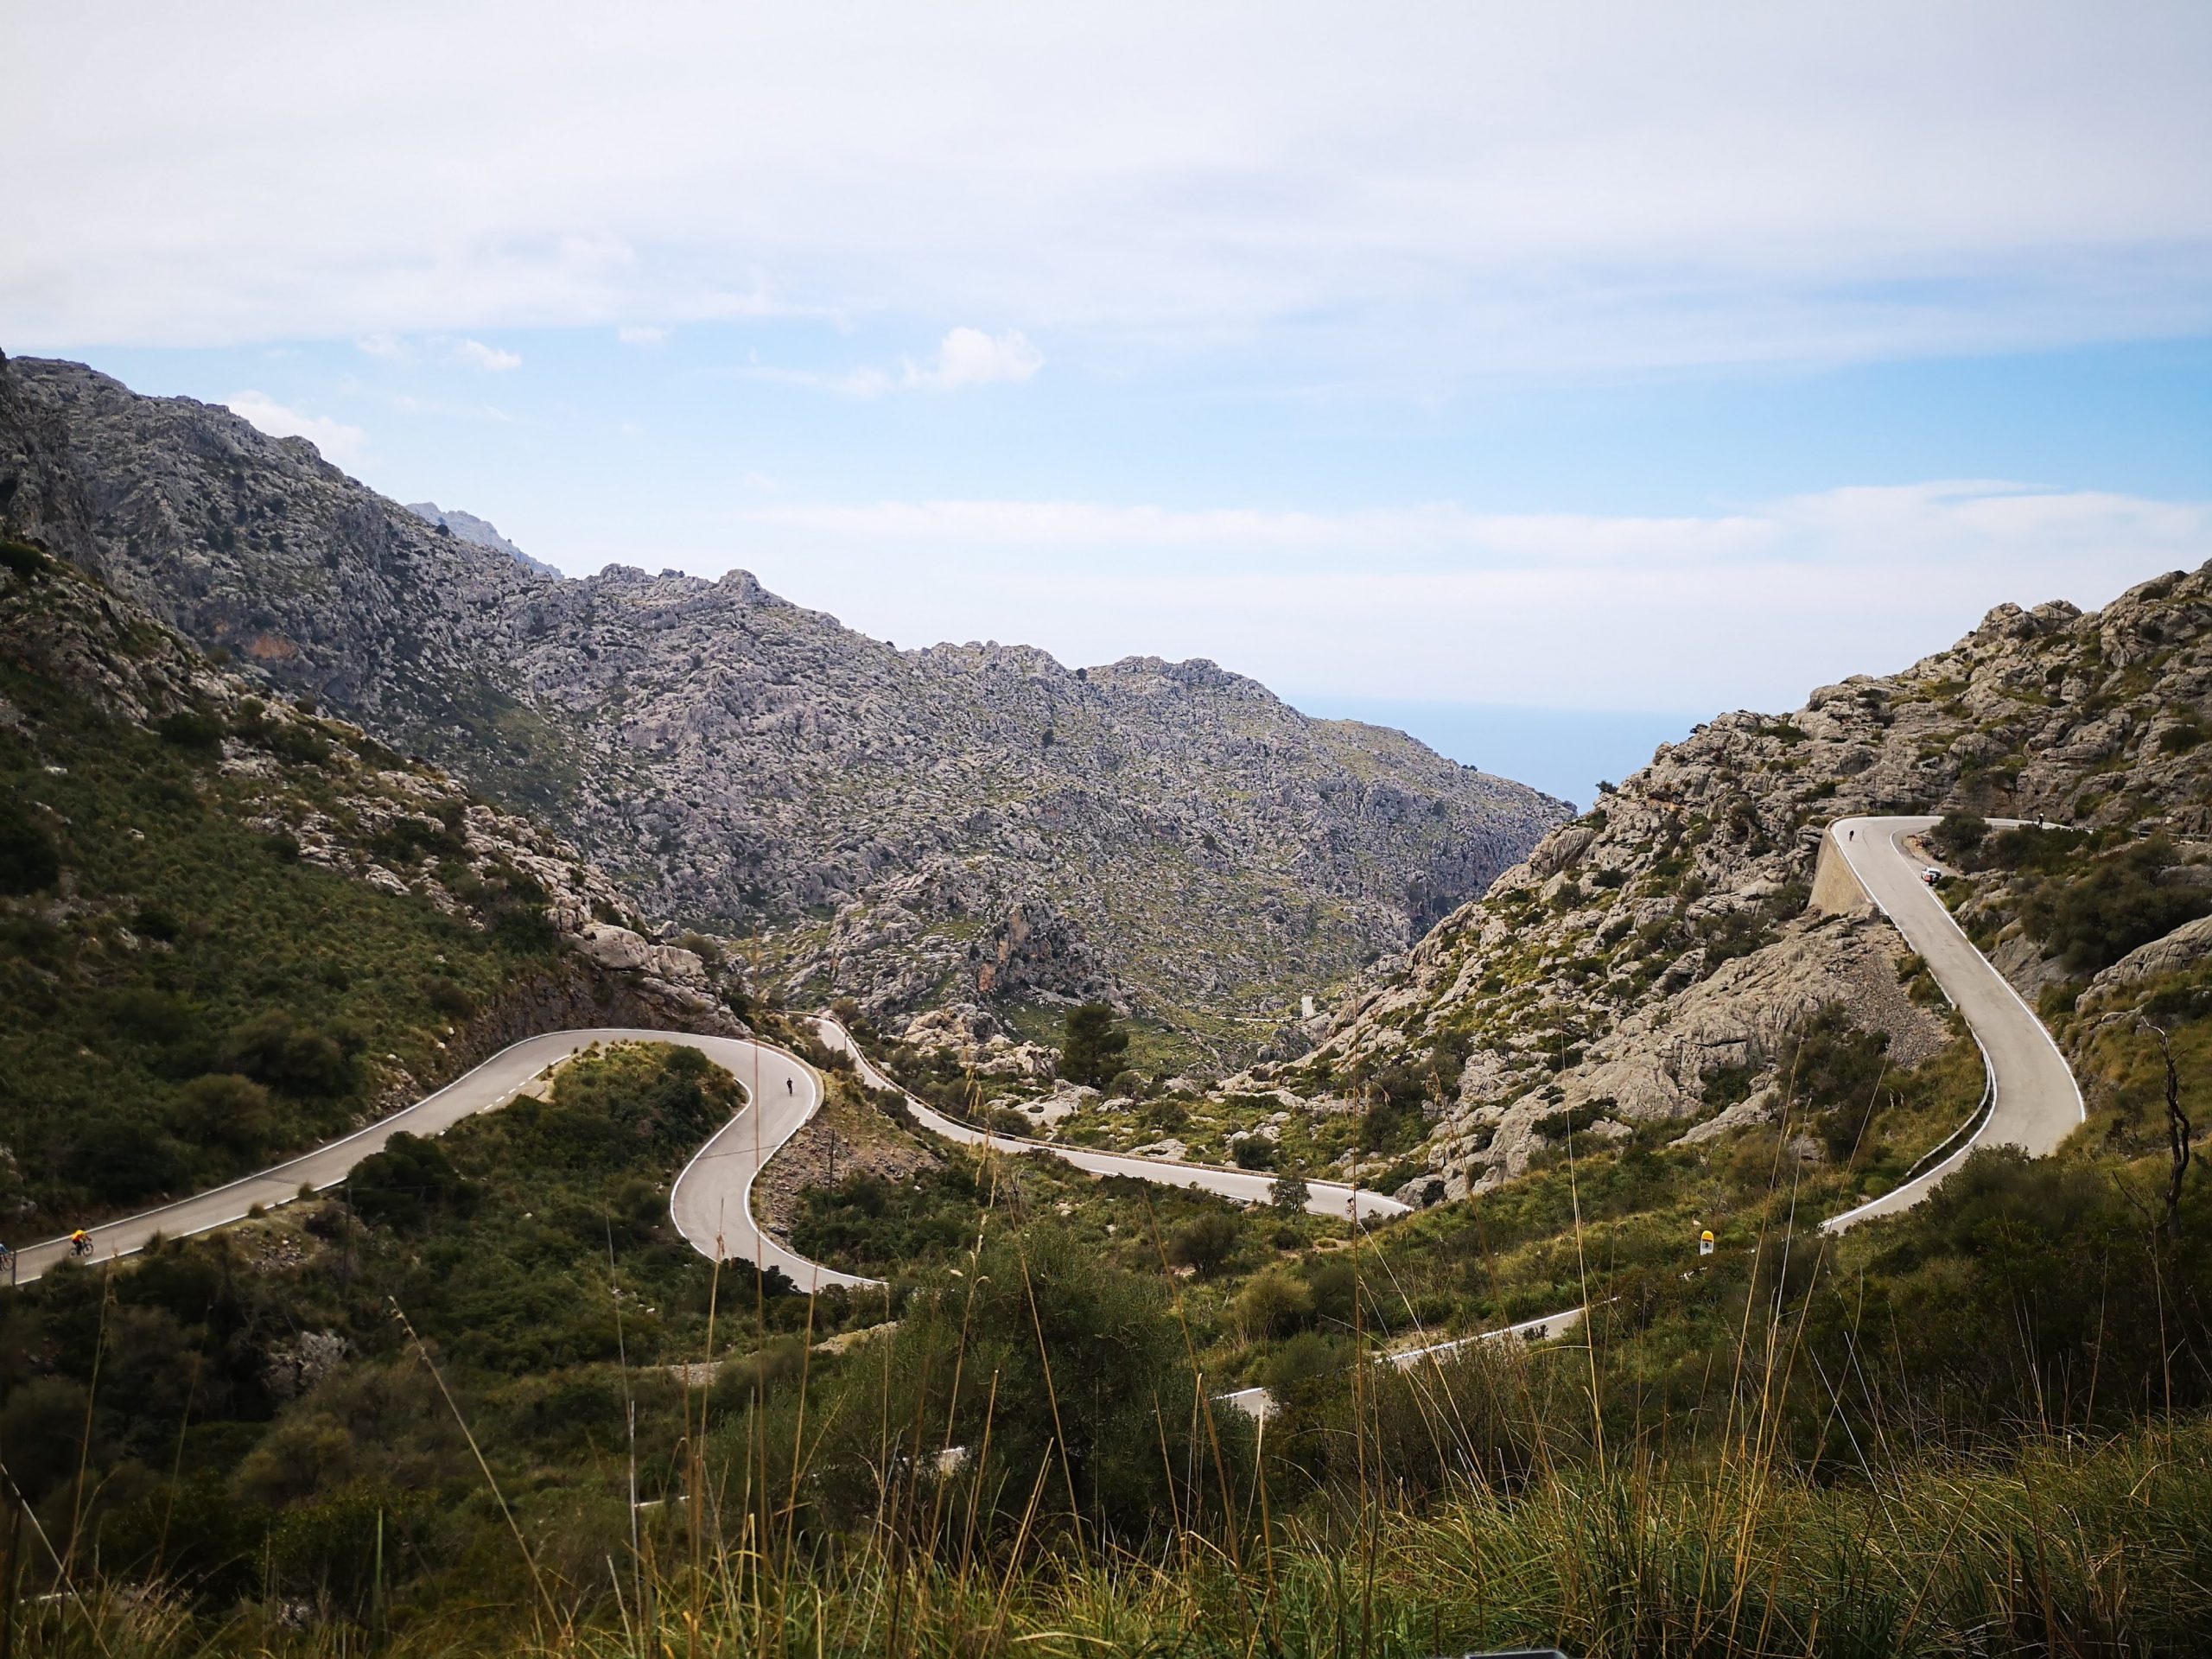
[{"xmin": 69, "ymin": 1230, "xmax": 92, "ymax": 1257}]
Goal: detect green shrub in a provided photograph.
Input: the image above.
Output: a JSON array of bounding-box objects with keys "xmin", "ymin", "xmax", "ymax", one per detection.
[
  {"xmin": 1232, "ymin": 1135, "xmax": 1276, "ymax": 1170},
  {"xmin": 130, "ymin": 903, "xmax": 183, "ymax": 942},
  {"xmin": 67, "ymin": 1115, "xmax": 189, "ymax": 1202},
  {"xmin": 371, "ymin": 814, "xmax": 467, "ymax": 865},
  {"xmin": 0, "ymin": 798, "xmax": 60, "ymax": 893},
  {"xmin": 1236, "ymin": 1268, "xmax": 1314, "ymax": 1338},
  {"xmin": 1059, "ymin": 1001, "xmax": 1129, "ymax": 1086},
  {"xmin": 255, "ymin": 721, "xmax": 331, "ymax": 767},
  {"xmin": 1982, "ymin": 823, "xmax": 2081, "ymax": 873},
  {"xmin": 222, "ymin": 1009, "xmax": 363, "ymax": 1097},
  {"xmin": 1929, "ymin": 810, "xmax": 1989, "ymax": 859},
  {"xmin": 809, "ymin": 1224, "xmax": 1236, "ymax": 1547},
  {"xmin": 155, "ymin": 709, "xmax": 226, "ymax": 752},
  {"xmin": 1776, "ymin": 1006, "xmax": 1893, "ymax": 1160},
  {"xmin": 1140, "ymin": 1097, "xmax": 1189, "ymax": 1135},
  {"xmin": 489, "ymin": 900, "xmax": 557, "ymax": 953},
  {"xmin": 167, "ymin": 1073, "xmax": 279, "ymax": 1154},
  {"xmin": 2022, "ymin": 837, "xmax": 2210, "ymax": 971},
  {"xmin": 423, "ymin": 976, "xmax": 477, "ymax": 1018},
  {"xmin": 1166, "ymin": 1211, "xmax": 1240, "ymax": 1276},
  {"xmin": 1260, "ymin": 1330, "xmax": 1352, "ymax": 1413},
  {"xmin": 789, "ymin": 1165, "xmax": 982, "ymax": 1273},
  {"xmin": 105, "ymin": 987, "xmax": 199, "ymax": 1049},
  {"xmin": 1533, "ymin": 1102, "xmax": 1605, "ymax": 1140},
  {"xmin": 0, "ymin": 539, "xmax": 52, "ymax": 582},
  {"xmin": 348, "ymin": 1131, "xmax": 479, "ymax": 1229}
]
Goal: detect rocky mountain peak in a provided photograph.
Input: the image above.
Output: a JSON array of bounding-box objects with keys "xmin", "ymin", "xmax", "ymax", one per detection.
[
  {"xmin": 406, "ymin": 500, "xmax": 561, "ymax": 578},
  {"xmin": 0, "ymin": 352, "xmax": 1571, "ymax": 1040},
  {"xmin": 1282, "ymin": 559, "xmax": 2212, "ymax": 1201}
]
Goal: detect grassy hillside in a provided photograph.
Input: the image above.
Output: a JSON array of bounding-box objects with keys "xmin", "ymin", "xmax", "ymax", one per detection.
[
  {"xmin": 8, "ymin": 542, "xmax": 2212, "ymax": 1656},
  {"xmin": 10, "ymin": 971, "xmax": 2212, "ymax": 1656},
  {"xmin": 9, "ymin": 1069, "xmax": 2212, "ymax": 1654},
  {"xmin": 0, "ymin": 537, "xmax": 702, "ymax": 1232}
]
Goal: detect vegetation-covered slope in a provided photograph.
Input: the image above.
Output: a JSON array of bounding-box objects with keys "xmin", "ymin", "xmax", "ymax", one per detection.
[
  {"xmin": 1245, "ymin": 564, "xmax": 2212, "ymax": 1202},
  {"xmin": 6, "ymin": 549, "xmax": 2212, "ymax": 1656},
  {"xmin": 0, "ymin": 353, "xmax": 1568, "ymax": 1037},
  {"xmin": 0, "ymin": 537, "xmax": 740, "ymax": 1231}
]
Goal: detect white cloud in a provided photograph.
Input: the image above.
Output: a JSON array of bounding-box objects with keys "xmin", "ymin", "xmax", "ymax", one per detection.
[
  {"xmin": 747, "ymin": 327, "xmax": 1042, "ymax": 397},
  {"xmin": 222, "ymin": 391, "xmax": 369, "ymax": 464},
  {"xmin": 8, "ymin": 5, "xmax": 2209, "ymax": 372},
  {"xmin": 616, "ymin": 324, "xmax": 668, "ymax": 347},
  {"xmin": 448, "ymin": 337, "xmax": 520, "ymax": 372},
  {"xmin": 352, "ymin": 331, "xmax": 522, "ymax": 371},
  {"xmin": 704, "ymin": 481, "xmax": 2211, "ymax": 713},
  {"xmin": 909, "ymin": 327, "xmax": 1040, "ymax": 390}
]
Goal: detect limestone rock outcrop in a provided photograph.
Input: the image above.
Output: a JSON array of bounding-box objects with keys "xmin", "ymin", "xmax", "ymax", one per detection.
[
  {"xmin": 0, "ymin": 353, "xmax": 1569, "ymax": 1029},
  {"xmin": 1286, "ymin": 563, "xmax": 2212, "ymax": 1194}
]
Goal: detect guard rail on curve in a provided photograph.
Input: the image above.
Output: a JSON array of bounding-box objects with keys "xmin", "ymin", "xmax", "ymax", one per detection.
[{"xmin": 1817, "ymin": 816, "xmax": 2085, "ymax": 1230}]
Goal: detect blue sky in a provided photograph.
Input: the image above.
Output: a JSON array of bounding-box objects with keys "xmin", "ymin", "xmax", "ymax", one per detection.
[{"xmin": 11, "ymin": 3, "xmax": 2212, "ymax": 804}]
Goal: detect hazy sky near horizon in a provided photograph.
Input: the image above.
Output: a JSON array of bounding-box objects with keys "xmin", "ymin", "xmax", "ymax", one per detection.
[{"xmin": 10, "ymin": 3, "xmax": 2212, "ymax": 763}]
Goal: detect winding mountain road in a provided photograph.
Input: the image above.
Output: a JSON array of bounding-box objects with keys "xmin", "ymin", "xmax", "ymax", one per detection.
[
  {"xmin": 10, "ymin": 815, "xmax": 2076, "ymax": 1297},
  {"xmin": 1819, "ymin": 815, "xmax": 2084, "ymax": 1230},
  {"xmin": 812, "ymin": 1017, "xmax": 1408, "ymax": 1225},
  {"xmin": 15, "ymin": 1014, "xmax": 1403, "ymax": 1289},
  {"xmin": 14, "ymin": 1029, "xmax": 879, "ymax": 1292},
  {"xmin": 1224, "ymin": 814, "xmax": 2091, "ymax": 1413}
]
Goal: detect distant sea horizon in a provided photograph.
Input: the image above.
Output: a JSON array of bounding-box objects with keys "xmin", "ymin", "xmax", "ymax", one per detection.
[{"xmin": 1294, "ymin": 697, "xmax": 1706, "ymax": 812}]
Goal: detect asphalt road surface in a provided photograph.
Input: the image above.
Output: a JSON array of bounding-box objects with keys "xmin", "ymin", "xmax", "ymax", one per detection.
[
  {"xmin": 16, "ymin": 817, "xmax": 2074, "ymax": 1290},
  {"xmin": 812, "ymin": 1016, "xmax": 1409, "ymax": 1224},
  {"xmin": 1821, "ymin": 815, "xmax": 2085, "ymax": 1230},
  {"xmin": 16, "ymin": 1029, "xmax": 880, "ymax": 1292}
]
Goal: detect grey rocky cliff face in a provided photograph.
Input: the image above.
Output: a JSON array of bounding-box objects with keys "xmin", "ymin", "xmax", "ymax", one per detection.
[
  {"xmin": 0, "ymin": 353, "xmax": 1570, "ymax": 1029},
  {"xmin": 404, "ymin": 501, "xmax": 561, "ymax": 578},
  {"xmin": 1275, "ymin": 563, "xmax": 2212, "ymax": 1193}
]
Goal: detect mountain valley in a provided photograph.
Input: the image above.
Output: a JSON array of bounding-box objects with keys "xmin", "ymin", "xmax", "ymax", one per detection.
[
  {"xmin": 4, "ymin": 359, "xmax": 2212, "ymax": 1656},
  {"xmin": 1, "ymin": 354, "xmax": 1566, "ymax": 1049}
]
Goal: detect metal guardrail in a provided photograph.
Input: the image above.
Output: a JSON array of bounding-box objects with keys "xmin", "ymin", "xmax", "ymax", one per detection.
[{"xmin": 1892, "ymin": 1029, "xmax": 1998, "ymax": 1189}]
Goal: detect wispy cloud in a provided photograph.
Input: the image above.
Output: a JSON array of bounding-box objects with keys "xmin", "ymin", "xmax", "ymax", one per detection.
[
  {"xmin": 449, "ymin": 337, "xmax": 520, "ymax": 372},
  {"xmin": 347, "ymin": 333, "xmax": 520, "ymax": 371},
  {"xmin": 222, "ymin": 391, "xmax": 369, "ymax": 464},
  {"xmin": 704, "ymin": 481, "xmax": 2210, "ymax": 712},
  {"xmin": 911, "ymin": 327, "xmax": 1040, "ymax": 390},
  {"xmin": 616, "ymin": 324, "xmax": 668, "ymax": 347},
  {"xmin": 749, "ymin": 327, "xmax": 1042, "ymax": 397}
]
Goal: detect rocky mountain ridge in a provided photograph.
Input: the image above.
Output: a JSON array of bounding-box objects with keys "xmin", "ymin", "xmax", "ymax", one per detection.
[
  {"xmin": 0, "ymin": 353, "xmax": 1568, "ymax": 1034},
  {"xmin": 1259, "ymin": 563, "xmax": 2212, "ymax": 1201},
  {"xmin": 405, "ymin": 500, "xmax": 560, "ymax": 577}
]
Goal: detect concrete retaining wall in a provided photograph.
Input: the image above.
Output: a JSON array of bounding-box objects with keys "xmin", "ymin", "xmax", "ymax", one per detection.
[{"xmin": 1809, "ymin": 828, "xmax": 1874, "ymax": 917}]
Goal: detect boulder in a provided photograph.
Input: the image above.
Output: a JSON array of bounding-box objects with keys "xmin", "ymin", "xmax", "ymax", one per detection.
[
  {"xmin": 576, "ymin": 923, "xmax": 653, "ymax": 972},
  {"xmin": 2089, "ymin": 913, "xmax": 2212, "ymax": 998}
]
